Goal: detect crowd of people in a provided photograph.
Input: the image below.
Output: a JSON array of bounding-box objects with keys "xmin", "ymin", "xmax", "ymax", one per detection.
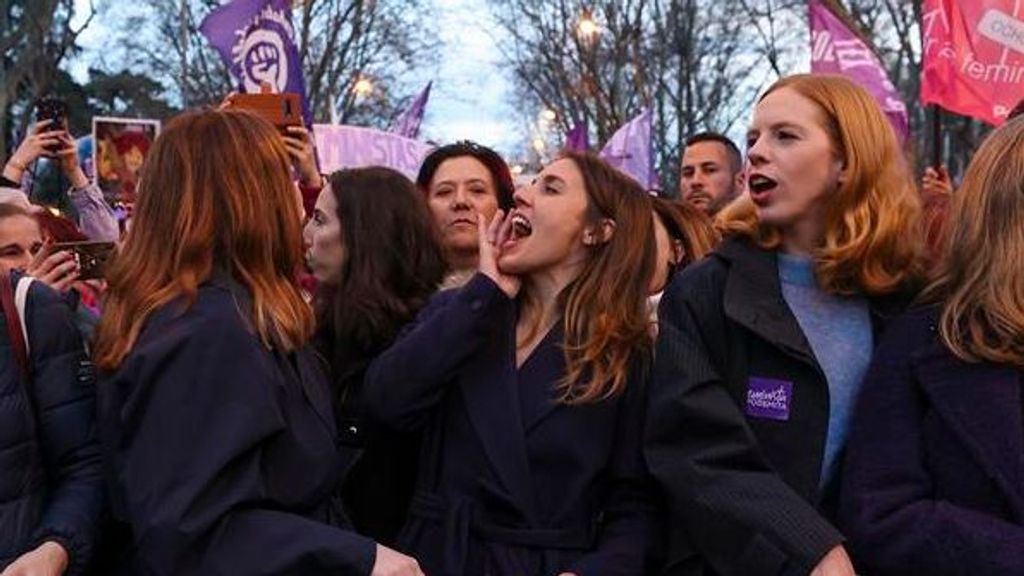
[{"xmin": 0, "ymin": 72, "xmax": 1017, "ymax": 576}]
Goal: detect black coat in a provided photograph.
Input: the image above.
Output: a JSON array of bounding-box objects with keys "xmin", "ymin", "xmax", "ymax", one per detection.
[
  {"xmin": 0, "ymin": 272, "xmax": 103, "ymax": 575},
  {"xmin": 325, "ymin": 341, "xmax": 419, "ymax": 546},
  {"xmin": 841, "ymin": 306, "xmax": 1024, "ymax": 576},
  {"xmin": 97, "ymin": 274, "xmax": 376, "ymax": 575},
  {"xmin": 365, "ymin": 273, "xmax": 662, "ymax": 576},
  {"xmin": 645, "ymin": 237, "xmax": 907, "ymax": 576}
]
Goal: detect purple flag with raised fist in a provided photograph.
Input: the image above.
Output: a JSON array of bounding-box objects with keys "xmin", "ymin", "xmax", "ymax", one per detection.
[
  {"xmin": 565, "ymin": 120, "xmax": 589, "ymax": 151},
  {"xmin": 391, "ymin": 82, "xmax": 432, "ymax": 139},
  {"xmin": 809, "ymin": 0, "xmax": 908, "ymax": 140},
  {"xmin": 599, "ymin": 109, "xmax": 654, "ymax": 188},
  {"xmin": 200, "ymin": 0, "xmax": 311, "ymax": 125}
]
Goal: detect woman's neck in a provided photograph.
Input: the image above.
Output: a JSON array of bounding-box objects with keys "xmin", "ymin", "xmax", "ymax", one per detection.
[
  {"xmin": 445, "ymin": 248, "xmax": 479, "ymax": 276},
  {"xmin": 780, "ymin": 218, "xmax": 825, "ymax": 258}
]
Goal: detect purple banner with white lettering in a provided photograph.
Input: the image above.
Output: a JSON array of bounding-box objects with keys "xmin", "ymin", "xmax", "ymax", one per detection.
[
  {"xmin": 200, "ymin": 0, "xmax": 311, "ymax": 125},
  {"xmin": 809, "ymin": 0, "xmax": 908, "ymax": 141},
  {"xmin": 599, "ymin": 109, "xmax": 654, "ymax": 188},
  {"xmin": 391, "ymin": 82, "xmax": 432, "ymax": 139},
  {"xmin": 313, "ymin": 125, "xmax": 435, "ymax": 180}
]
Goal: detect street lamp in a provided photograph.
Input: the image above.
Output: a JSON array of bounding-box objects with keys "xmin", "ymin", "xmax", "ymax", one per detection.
[
  {"xmin": 577, "ymin": 9, "xmax": 600, "ymax": 41},
  {"xmin": 353, "ymin": 76, "xmax": 374, "ymax": 97}
]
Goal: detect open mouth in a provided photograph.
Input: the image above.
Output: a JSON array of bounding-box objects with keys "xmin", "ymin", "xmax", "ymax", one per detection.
[
  {"xmin": 509, "ymin": 212, "xmax": 533, "ymax": 241},
  {"xmin": 748, "ymin": 174, "xmax": 778, "ymax": 196}
]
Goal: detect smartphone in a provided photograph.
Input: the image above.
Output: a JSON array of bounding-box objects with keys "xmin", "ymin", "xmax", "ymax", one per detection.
[
  {"xmin": 51, "ymin": 241, "xmax": 115, "ymax": 281},
  {"xmin": 229, "ymin": 93, "xmax": 303, "ymax": 131},
  {"xmin": 35, "ymin": 96, "xmax": 68, "ymax": 154},
  {"xmin": 35, "ymin": 96, "xmax": 68, "ymax": 131}
]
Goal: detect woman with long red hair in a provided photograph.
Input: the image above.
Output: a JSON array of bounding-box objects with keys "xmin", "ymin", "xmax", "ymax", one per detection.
[
  {"xmin": 365, "ymin": 151, "xmax": 662, "ymax": 575},
  {"xmin": 93, "ymin": 109, "xmax": 421, "ymax": 576},
  {"xmin": 646, "ymin": 74, "xmax": 924, "ymax": 576}
]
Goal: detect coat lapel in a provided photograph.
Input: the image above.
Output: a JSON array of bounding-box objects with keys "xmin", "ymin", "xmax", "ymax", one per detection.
[
  {"xmin": 718, "ymin": 239, "xmax": 818, "ymax": 368},
  {"xmin": 914, "ymin": 345, "xmax": 1024, "ymax": 518},
  {"xmin": 459, "ymin": 303, "xmax": 538, "ymax": 522},
  {"xmin": 520, "ymin": 322, "xmax": 566, "ymax": 434}
]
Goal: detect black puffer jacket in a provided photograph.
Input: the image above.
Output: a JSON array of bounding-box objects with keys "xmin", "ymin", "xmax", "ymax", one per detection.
[{"xmin": 0, "ymin": 272, "xmax": 103, "ymax": 574}]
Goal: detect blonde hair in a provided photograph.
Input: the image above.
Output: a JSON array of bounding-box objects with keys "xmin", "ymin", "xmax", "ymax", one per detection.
[
  {"xmin": 719, "ymin": 74, "xmax": 923, "ymax": 296},
  {"xmin": 932, "ymin": 117, "xmax": 1024, "ymax": 366}
]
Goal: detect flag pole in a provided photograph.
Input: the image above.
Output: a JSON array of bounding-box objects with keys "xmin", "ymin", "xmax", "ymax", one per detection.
[{"xmin": 931, "ymin": 105, "xmax": 942, "ymax": 169}]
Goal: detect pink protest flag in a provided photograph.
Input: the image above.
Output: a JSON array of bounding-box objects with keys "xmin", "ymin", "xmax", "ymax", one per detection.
[
  {"xmin": 809, "ymin": 0, "xmax": 908, "ymax": 140},
  {"xmin": 921, "ymin": 0, "xmax": 1024, "ymax": 125}
]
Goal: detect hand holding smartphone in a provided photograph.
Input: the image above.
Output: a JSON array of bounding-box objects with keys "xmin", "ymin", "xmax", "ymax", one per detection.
[{"xmin": 50, "ymin": 241, "xmax": 115, "ymax": 281}]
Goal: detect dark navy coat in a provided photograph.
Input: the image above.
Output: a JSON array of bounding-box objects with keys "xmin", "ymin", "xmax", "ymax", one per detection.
[
  {"xmin": 0, "ymin": 272, "xmax": 103, "ymax": 574},
  {"xmin": 841, "ymin": 306, "xmax": 1024, "ymax": 576},
  {"xmin": 645, "ymin": 237, "xmax": 908, "ymax": 576},
  {"xmin": 365, "ymin": 274, "xmax": 662, "ymax": 576},
  {"xmin": 97, "ymin": 274, "xmax": 376, "ymax": 575}
]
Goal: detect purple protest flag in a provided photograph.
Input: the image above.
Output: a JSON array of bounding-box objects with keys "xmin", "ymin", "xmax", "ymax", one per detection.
[
  {"xmin": 565, "ymin": 120, "xmax": 590, "ymax": 151},
  {"xmin": 200, "ymin": 0, "xmax": 312, "ymax": 125},
  {"xmin": 599, "ymin": 108, "xmax": 654, "ymax": 188},
  {"xmin": 390, "ymin": 82, "xmax": 432, "ymax": 139},
  {"xmin": 809, "ymin": 0, "xmax": 908, "ymax": 141}
]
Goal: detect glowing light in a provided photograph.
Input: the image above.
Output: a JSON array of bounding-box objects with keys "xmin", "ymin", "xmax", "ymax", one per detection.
[
  {"xmin": 353, "ymin": 77, "xmax": 374, "ymax": 96},
  {"xmin": 577, "ymin": 10, "xmax": 600, "ymax": 39}
]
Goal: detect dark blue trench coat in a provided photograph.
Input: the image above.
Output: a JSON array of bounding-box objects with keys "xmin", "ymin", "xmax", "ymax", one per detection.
[
  {"xmin": 97, "ymin": 273, "xmax": 376, "ymax": 575},
  {"xmin": 365, "ymin": 273, "xmax": 662, "ymax": 576}
]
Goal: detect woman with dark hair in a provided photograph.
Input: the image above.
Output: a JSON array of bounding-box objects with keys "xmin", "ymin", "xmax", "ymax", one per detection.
[
  {"xmin": 840, "ymin": 115, "xmax": 1024, "ymax": 576},
  {"xmin": 367, "ymin": 150, "xmax": 662, "ymax": 575},
  {"xmin": 415, "ymin": 141, "xmax": 514, "ymax": 288},
  {"xmin": 93, "ymin": 109, "xmax": 421, "ymax": 575},
  {"xmin": 304, "ymin": 166, "xmax": 445, "ymax": 545}
]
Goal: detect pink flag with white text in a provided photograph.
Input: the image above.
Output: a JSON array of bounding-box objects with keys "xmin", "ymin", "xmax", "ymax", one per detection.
[
  {"xmin": 809, "ymin": 0, "xmax": 908, "ymax": 140},
  {"xmin": 921, "ymin": 0, "xmax": 1024, "ymax": 125}
]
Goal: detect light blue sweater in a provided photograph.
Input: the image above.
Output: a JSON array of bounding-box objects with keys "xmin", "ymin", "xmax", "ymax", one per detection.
[{"xmin": 777, "ymin": 252, "xmax": 872, "ymax": 487}]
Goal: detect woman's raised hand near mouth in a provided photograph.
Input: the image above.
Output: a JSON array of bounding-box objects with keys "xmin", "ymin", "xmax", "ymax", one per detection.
[{"xmin": 478, "ymin": 209, "xmax": 522, "ymax": 298}]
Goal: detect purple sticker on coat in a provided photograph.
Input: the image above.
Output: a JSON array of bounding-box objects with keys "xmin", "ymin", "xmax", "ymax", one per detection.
[{"xmin": 745, "ymin": 377, "xmax": 793, "ymax": 421}]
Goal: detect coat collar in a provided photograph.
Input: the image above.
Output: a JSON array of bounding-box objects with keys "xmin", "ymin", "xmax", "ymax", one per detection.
[
  {"xmin": 715, "ymin": 236, "xmax": 913, "ymax": 367},
  {"xmin": 716, "ymin": 237, "xmax": 819, "ymax": 367},
  {"xmin": 912, "ymin": 340, "xmax": 1024, "ymax": 519}
]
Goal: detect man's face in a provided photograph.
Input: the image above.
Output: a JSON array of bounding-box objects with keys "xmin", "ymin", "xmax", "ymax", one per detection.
[
  {"xmin": 680, "ymin": 140, "xmax": 742, "ymax": 215},
  {"xmin": 0, "ymin": 215, "xmax": 42, "ymax": 272}
]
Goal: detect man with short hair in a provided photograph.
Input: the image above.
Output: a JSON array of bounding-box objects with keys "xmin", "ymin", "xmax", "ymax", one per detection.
[{"xmin": 679, "ymin": 132, "xmax": 744, "ymax": 215}]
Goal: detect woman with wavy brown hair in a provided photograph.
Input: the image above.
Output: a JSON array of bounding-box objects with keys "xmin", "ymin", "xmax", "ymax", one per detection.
[
  {"xmin": 646, "ymin": 74, "xmax": 924, "ymax": 576},
  {"xmin": 364, "ymin": 150, "xmax": 662, "ymax": 575},
  {"xmin": 93, "ymin": 109, "xmax": 421, "ymax": 576},
  {"xmin": 840, "ymin": 115, "xmax": 1024, "ymax": 576}
]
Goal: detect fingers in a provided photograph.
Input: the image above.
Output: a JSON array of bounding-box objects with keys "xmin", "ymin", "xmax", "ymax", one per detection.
[
  {"xmin": 495, "ymin": 209, "xmax": 514, "ymax": 248},
  {"xmin": 485, "ymin": 209, "xmax": 505, "ymax": 245},
  {"xmin": 218, "ymin": 91, "xmax": 239, "ymax": 110},
  {"xmin": 30, "ymin": 119, "xmax": 54, "ymax": 135},
  {"xmin": 31, "ymin": 250, "xmax": 79, "ymax": 289},
  {"xmin": 285, "ymin": 125, "xmax": 311, "ymax": 141}
]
